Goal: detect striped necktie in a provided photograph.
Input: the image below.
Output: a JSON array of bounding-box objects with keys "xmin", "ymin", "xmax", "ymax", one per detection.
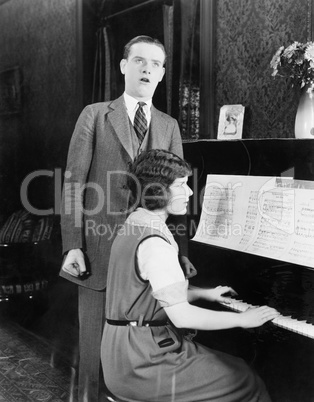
[{"xmin": 134, "ymin": 102, "xmax": 147, "ymax": 145}]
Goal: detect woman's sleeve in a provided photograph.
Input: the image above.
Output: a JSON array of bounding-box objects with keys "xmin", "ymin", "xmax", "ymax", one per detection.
[
  {"xmin": 138, "ymin": 237, "xmax": 187, "ymax": 307},
  {"xmin": 152, "ymin": 281, "xmax": 188, "ymax": 307}
]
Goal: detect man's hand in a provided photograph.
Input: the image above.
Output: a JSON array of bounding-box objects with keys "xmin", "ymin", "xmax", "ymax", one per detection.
[
  {"xmin": 62, "ymin": 248, "xmax": 88, "ymax": 277},
  {"xmin": 180, "ymin": 255, "xmax": 197, "ymax": 279}
]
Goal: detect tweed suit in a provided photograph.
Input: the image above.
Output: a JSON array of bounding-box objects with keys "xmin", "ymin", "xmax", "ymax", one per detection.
[{"xmin": 60, "ymin": 95, "xmax": 183, "ymax": 401}]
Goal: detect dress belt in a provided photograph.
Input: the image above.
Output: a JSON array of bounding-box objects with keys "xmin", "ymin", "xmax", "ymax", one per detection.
[{"xmin": 106, "ymin": 319, "xmax": 167, "ymax": 327}]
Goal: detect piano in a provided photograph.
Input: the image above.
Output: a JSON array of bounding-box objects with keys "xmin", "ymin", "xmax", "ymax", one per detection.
[{"xmin": 183, "ymin": 139, "xmax": 314, "ymax": 402}]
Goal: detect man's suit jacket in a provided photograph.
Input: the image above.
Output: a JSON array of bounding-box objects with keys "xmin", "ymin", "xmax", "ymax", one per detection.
[{"xmin": 60, "ymin": 95, "xmax": 183, "ymax": 290}]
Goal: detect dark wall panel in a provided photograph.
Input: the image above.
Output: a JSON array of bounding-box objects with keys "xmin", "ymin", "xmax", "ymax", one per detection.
[{"xmin": 0, "ymin": 0, "xmax": 78, "ymax": 220}]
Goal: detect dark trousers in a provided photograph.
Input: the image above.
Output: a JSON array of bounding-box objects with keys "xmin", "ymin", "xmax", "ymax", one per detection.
[{"xmin": 78, "ymin": 286, "xmax": 106, "ymax": 402}]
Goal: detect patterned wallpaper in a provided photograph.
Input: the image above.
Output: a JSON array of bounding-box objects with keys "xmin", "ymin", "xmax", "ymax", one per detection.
[
  {"xmin": 0, "ymin": 0, "xmax": 77, "ymax": 220},
  {"xmin": 215, "ymin": 0, "xmax": 311, "ymax": 138}
]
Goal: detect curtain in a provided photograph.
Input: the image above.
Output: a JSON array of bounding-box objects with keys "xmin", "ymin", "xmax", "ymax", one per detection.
[
  {"xmin": 178, "ymin": 0, "xmax": 200, "ymax": 140},
  {"xmin": 92, "ymin": 26, "xmax": 111, "ymax": 103},
  {"xmin": 163, "ymin": 4, "xmax": 174, "ymax": 116}
]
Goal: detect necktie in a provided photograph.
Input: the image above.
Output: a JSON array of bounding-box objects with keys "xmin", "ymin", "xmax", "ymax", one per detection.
[{"xmin": 134, "ymin": 102, "xmax": 147, "ymax": 145}]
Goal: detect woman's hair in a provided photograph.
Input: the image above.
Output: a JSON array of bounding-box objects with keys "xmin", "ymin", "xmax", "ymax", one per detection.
[
  {"xmin": 123, "ymin": 35, "xmax": 167, "ymax": 65},
  {"xmin": 128, "ymin": 149, "xmax": 192, "ymax": 211}
]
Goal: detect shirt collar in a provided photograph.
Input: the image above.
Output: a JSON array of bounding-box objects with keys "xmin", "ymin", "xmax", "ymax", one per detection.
[{"xmin": 123, "ymin": 92, "xmax": 152, "ymax": 114}]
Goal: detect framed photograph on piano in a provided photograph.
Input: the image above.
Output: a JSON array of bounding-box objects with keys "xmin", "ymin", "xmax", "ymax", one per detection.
[{"xmin": 217, "ymin": 104, "xmax": 245, "ymax": 140}]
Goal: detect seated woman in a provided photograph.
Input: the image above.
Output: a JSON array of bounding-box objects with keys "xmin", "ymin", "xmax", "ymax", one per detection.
[{"xmin": 101, "ymin": 149, "xmax": 279, "ymax": 402}]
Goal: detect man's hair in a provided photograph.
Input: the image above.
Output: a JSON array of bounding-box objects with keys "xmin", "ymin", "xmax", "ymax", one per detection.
[
  {"xmin": 123, "ymin": 35, "xmax": 167, "ymax": 65},
  {"xmin": 128, "ymin": 149, "xmax": 192, "ymax": 211}
]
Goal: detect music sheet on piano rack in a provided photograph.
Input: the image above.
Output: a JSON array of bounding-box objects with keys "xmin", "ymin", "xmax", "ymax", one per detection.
[{"xmin": 192, "ymin": 175, "xmax": 314, "ymax": 269}]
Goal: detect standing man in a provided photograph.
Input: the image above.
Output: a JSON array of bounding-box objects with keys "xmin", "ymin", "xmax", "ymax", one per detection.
[{"xmin": 60, "ymin": 35, "xmax": 195, "ymax": 401}]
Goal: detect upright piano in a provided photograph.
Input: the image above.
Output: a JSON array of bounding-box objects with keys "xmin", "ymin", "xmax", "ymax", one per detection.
[{"xmin": 183, "ymin": 139, "xmax": 314, "ymax": 402}]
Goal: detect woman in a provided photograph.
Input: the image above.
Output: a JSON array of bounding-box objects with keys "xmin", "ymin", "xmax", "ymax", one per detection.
[{"xmin": 101, "ymin": 149, "xmax": 279, "ymax": 402}]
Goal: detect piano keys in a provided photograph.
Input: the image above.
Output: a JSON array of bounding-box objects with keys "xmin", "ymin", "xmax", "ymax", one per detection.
[{"xmin": 219, "ymin": 297, "xmax": 314, "ymax": 339}]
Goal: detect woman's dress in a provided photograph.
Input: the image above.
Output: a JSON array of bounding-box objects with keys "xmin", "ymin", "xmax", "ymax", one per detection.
[{"xmin": 101, "ymin": 208, "xmax": 271, "ymax": 402}]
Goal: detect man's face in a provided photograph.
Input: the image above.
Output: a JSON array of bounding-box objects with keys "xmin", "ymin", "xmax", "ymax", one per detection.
[{"xmin": 120, "ymin": 42, "xmax": 165, "ymax": 101}]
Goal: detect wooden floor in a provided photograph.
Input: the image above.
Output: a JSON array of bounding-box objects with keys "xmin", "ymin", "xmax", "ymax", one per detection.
[{"xmin": 0, "ymin": 278, "xmax": 79, "ymax": 402}]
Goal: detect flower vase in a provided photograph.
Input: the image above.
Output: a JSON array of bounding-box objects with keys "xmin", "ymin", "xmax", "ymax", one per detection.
[{"xmin": 295, "ymin": 85, "xmax": 314, "ymax": 139}]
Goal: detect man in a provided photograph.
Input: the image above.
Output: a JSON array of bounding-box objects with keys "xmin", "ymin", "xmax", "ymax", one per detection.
[{"xmin": 60, "ymin": 35, "xmax": 195, "ymax": 401}]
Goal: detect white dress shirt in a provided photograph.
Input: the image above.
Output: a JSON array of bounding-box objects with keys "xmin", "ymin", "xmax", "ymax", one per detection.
[{"xmin": 123, "ymin": 92, "xmax": 152, "ymax": 127}]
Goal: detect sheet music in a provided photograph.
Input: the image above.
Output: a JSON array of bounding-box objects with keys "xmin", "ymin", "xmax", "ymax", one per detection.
[{"xmin": 192, "ymin": 175, "xmax": 314, "ymax": 269}]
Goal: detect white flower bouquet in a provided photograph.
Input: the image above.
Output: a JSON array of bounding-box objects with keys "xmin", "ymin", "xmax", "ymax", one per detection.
[{"xmin": 270, "ymin": 41, "xmax": 314, "ymax": 89}]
